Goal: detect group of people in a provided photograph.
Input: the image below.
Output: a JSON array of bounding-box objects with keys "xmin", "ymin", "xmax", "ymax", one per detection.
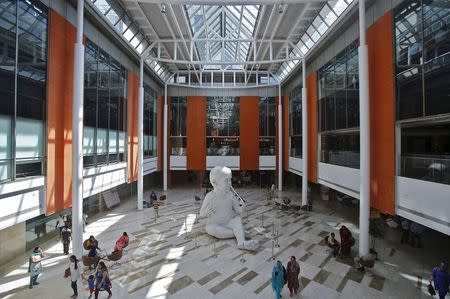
[
  {"xmin": 325, "ymin": 225, "xmax": 355, "ymax": 258},
  {"xmin": 401, "ymin": 219, "xmax": 425, "ymax": 248},
  {"xmin": 271, "ymin": 257, "xmax": 301, "ymax": 298},
  {"xmin": 66, "ymin": 255, "xmax": 112, "ymax": 298}
]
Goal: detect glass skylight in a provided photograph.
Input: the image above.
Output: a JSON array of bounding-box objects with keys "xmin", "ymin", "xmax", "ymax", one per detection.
[
  {"xmin": 276, "ymin": 0, "xmax": 355, "ymax": 82},
  {"xmin": 89, "ymin": 0, "xmax": 171, "ymax": 81},
  {"xmin": 185, "ymin": 5, "xmax": 260, "ymax": 70}
]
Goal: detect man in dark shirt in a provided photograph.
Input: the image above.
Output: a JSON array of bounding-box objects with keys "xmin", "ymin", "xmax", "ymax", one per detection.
[{"xmin": 61, "ymin": 225, "xmax": 71, "ymax": 255}]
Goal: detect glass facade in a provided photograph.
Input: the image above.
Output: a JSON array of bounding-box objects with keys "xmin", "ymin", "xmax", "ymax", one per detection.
[
  {"xmin": 259, "ymin": 97, "xmax": 276, "ymax": 155},
  {"xmin": 144, "ymin": 85, "xmax": 157, "ymax": 158},
  {"xmin": 395, "ymin": 1, "xmax": 450, "ymax": 184},
  {"xmin": 170, "ymin": 97, "xmax": 187, "ymax": 156},
  {"xmin": 318, "ymin": 41, "xmax": 360, "ymax": 169},
  {"xmin": 206, "ymin": 96, "xmax": 240, "ymax": 155},
  {"xmin": 289, "ymin": 86, "xmax": 302, "ymax": 158},
  {"xmin": 0, "ymin": 0, "xmax": 48, "ymax": 182},
  {"xmin": 395, "ymin": 0, "xmax": 450, "ymax": 120},
  {"xmin": 83, "ymin": 40, "xmax": 127, "ymax": 167}
]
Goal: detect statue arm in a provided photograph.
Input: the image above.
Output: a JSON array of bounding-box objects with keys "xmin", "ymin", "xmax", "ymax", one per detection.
[
  {"xmin": 232, "ymin": 195, "xmax": 245, "ymax": 215},
  {"xmin": 200, "ymin": 194, "xmax": 214, "ymax": 217}
]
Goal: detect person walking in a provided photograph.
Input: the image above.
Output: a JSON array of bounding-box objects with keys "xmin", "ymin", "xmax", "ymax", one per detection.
[
  {"xmin": 272, "ymin": 260, "xmax": 285, "ymax": 299},
  {"xmin": 61, "ymin": 224, "xmax": 72, "ymax": 255},
  {"xmin": 410, "ymin": 222, "xmax": 425, "ymax": 248},
  {"xmin": 67, "ymin": 255, "xmax": 80, "ymax": 298},
  {"xmin": 286, "ymin": 256, "xmax": 300, "ymax": 297},
  {"xmin": 400, "ymin": 219, "xmax": 410, "ymax": 244},
  {"xmin": 55, "ymin": 213, "xmax": 66, "ymax": 240},
  {"xmin": 94, "ymin": 261, "xmax": 112, "ymax": 299},
  {"xmin": 431, "ymin": 261, "xmax": 450, "ymax": 299},
  {"xmin": 28, "ymin": 247, "xmax": 44, "ymax": 289}
]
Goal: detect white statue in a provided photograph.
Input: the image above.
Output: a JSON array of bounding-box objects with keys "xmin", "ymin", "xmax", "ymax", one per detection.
[{"xmin": 200, "ymin": 166, "xmax": 259, "ymax": 251}]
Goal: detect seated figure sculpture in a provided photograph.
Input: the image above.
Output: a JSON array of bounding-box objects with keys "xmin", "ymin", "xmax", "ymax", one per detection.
[{"xmin": 200, "ymin": 166, "xmax": 259, "ymax": 251}]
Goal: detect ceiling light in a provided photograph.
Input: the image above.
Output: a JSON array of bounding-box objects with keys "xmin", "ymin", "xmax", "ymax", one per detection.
[{"xmin": 161, "ymin": 4, "xmax": 166, "ymax": 14}]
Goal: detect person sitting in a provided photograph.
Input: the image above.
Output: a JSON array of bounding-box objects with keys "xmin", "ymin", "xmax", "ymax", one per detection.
[
  {"xmin": 325, "ymin": 232, "xmax": 341, "ymax": 257},
  {"xmin": 85, "ymin": 235, "xmax": 99, "ymax": 257},
  {"xmin": 354, "ymin": 248, "xmax": 377, "ymax": 271},
  {"xmin": 339, "ymin": 225, "xmax": 355, "ymax": 257},
  {"xmin": 113, "ymin": 232, "xmax": 129, "ymax": 253}
]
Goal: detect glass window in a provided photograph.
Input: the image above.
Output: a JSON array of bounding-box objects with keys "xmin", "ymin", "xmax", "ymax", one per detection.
[
  {"xmin": 400, "ymin": 123, "xmax": 450, "ymax": 185},
  {"xmin": 0, "ymin": 0, "xmax": 47, "ymax": 182},
  {"xmin": 394, "ymin": 0, "xmax": 450, "ymax": 120},
  {"xmin": 320, "ymin": 132, "xmax": 360, "ymax": 169},
  {"xmin": 170, "ymin": 97, "xmax": 187, "ymax": 156},
  {"xmin": 289, "ymin": 86, "xmax": 302, "ymax": 158},
  {"xmin": 206, "ymin": 96, "xmax": 240, "ymax": 156},
  {"xmin": 83, "ymin": 39, "xmax": 127, "ymax": 167},
  {"xmin": 144, "ymin": 85, "xmax": 157, "ymax": 158},
  {"xmin": 259, "ymin": 97, "xmax": 276, "ymax": 155}
]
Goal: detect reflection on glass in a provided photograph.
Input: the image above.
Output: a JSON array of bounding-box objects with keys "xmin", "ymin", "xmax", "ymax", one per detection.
[
  {"xmin": 321, "ymin": 132, "xmax": 360, "ymax": 169},
  {"xmin": 83, "ymin": 40, "xmax": 127, "ymax": 167},
  {"xmin": 206, "ymin": 97, "xmax": 240, "ymax": 155},
  {"xmin": 289, "ymin": 86, "xmax": 302, "ymax": 157},
  {"xmin": 144, "ymin": 86, "xmax": 157, "ymax": 158},
  {"xmin": 170, "ymin": 97, "xmax": 187, "ymax": 156},
  {"xmin": 400, "ymin": 123, "xmax": 450, "ymax": 185},
  {"xmin": 260, "ymin": 97, "xmax": 276, "ymax": 155}
]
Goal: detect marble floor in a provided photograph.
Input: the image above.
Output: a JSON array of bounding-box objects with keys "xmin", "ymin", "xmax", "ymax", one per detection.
[{"xmin": 0, "ymin": 188, "xmax": 444, "ymax": 299}]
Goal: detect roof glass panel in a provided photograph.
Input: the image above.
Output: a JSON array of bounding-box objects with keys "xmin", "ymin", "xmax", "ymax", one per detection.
[{"xmin": 185, "ymin": 4, "xmax": 260, "ymax": 70}]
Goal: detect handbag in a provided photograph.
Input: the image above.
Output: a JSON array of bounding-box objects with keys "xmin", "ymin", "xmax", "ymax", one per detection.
[
  {"xmin": 64, "ymin": 268, "xmax": 71, "ymax": 278},
  {"xmin": 428, "ymin": 281, "xmax": 436, "ymax": 296}
]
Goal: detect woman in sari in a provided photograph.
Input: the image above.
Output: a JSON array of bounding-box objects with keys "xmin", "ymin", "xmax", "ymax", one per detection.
[
  {"xmin": 113, "ymin": 232, "xmax": 129, "ymax": 252},
  {"xmin": 286, "ymin": 256, "xmax": 300, "ymax": 296},
  {"xmin": 272, "ymin": 260, "xmax": 285, "ymax": 299},
  {"xmin": 94, "ymin": 261, "xmax": 112, "ymax": 299},
  {"xmin": 339, "ymin": 225, "xmax": 355, "ymax": 257}
]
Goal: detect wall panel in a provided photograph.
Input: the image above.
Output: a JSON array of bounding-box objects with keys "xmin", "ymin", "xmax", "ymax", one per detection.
[
  {"xmin": 306, "ymin": 72, "xmax": 318, "ymax": 183},
  {"xmin": 240, "ymin": 96, "xmax": 259, "ymax": 170},
  {"xmin": 367, "ymin": 10, "xmax": 395, "ymax": 215},
  {"xmin": 127, "ymin": 71, "xmax": 139, "ymax": 182},
  {"xmin": 46, "ymin": 9, "xmax": 76, "ymax": 215},
  {"xmin": 187, "ymin": 96, "xmax": 206, "ymax": 170}
]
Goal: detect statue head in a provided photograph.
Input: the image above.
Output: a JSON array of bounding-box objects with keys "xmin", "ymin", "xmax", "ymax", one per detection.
[{"xmin": 209, "ymin": 166, "xmax": 232, "ymax": 193}]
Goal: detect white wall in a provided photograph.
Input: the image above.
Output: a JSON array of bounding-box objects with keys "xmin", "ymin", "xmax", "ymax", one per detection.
[
  {"xmin": 206, "ymin": 156, "xmax": 240, "ymax": 170},
  {"xmin": 83, "ymin": 163, "xmax": 127, "ymax": 198},
  {"xmin": 259, "ymin": 156, "xmax": 276, "ymax": 170},
  {"xmin": 0, "ymin": 177, "xmax": 45, "ymax": 230},
  {"xmin": 317, "ymin": 163, "xmax": 360, "ymax": 199},
  {"xmin": 170, "ymin": 156, "xmax": 187, "ymax": 170},
  {"xmin": 289, "ymin": 157, "xmax": 303, "ymax": 175},
  {"xmin": 396, "ymin": 176, "xmax": 450, "ymax": 235},
  {"xmin": 143, "ymin": 157, "xmax": 158, "ymax": 175}
]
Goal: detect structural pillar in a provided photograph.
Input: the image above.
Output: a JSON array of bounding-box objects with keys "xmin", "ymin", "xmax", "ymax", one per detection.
[
  {"xmin": 71, "ymin": 0, "xmax": 85, "ymax": 258},
  {"xmin": 163, "ymin": 84, "xmax": 168, "ymax": 191},
  {"xmin": 358, "ymin": 0, "xmax": 370, "ymax": 257},
  {"xmin": 278, "ymin": 84, "xmax": 283, "ymax": 191},
  {"xmin": 137, "ymin": 58, "xmax": 144, "ymax": 210},
  {"xmin": 301, "ymin": 58, "xmax": 308, "ymax": 206}
]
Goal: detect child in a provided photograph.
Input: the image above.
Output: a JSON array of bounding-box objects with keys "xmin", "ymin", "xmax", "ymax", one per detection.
[{"xmin": 87, "ymin": 275, "xmax": 95, "ymax": 298}]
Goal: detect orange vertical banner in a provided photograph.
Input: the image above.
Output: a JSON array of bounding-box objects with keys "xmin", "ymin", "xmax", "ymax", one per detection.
[
  {"xmin": 306, "ymin": 72, "xmax": 318, "ymax": 183},
  {"xmin": 367, "ymin": 10, "xmax": 395, "ymax": 215},
  {"xmin": 240, "ymin": 96, "xmax": 259, "ymax": 170},
  {"xmin": 46, "ymin": 9, "xmax": 76, "ymax": 215},
  {"xmin": 127, "ymin": 71, "xmax": 139, "ymax": 182},
  {"xmin": 187, "ymin": 96, "xmax": 206, "ymax": 170}
]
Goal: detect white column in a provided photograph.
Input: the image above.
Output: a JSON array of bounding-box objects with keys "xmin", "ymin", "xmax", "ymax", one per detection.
[
  {"xmin": 137, "ymin": 58, "xmax": 144, "ymax": 210},
  {"xmin": 71, "ymin": 0, "xmax": 85, "ymax": 258},
  {"xmin": 278, "ymin": 84, "xmax": 283, "ymax": 191},
  {"xmin": 163, "ymin": 84, "xmax": 168, "ymax": 191},
  {"xmin": 358, "ymin": 0, "xmax": 370, "ymax": 257},
  {"xmin": 301, "ymin": 58, "xmax": 308, "ymax": 206}
]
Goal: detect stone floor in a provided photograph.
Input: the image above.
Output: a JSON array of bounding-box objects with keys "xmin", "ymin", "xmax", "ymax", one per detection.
[{"xmin": 0, "ymin": 188, "xmax": 447, "ymax": 299}]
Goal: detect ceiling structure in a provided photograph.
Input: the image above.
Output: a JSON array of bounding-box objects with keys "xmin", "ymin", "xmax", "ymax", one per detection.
[{"xmin": 87, "ymin": 0, "xmax": 356, "ymax": 87}]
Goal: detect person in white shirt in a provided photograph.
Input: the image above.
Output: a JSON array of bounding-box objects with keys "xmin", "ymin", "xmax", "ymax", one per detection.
[
  {"xmin": 55, "ymin": 214, "xmax": 65, "ymax": 240},
  {"xmin": 68, "ymin": 255, "xmax": 81, "ymax": 298}
]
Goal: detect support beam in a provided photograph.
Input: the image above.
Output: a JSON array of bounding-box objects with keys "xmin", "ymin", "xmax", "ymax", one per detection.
[
  {"xmin": 163, "ymin": 84, "xmax": 168, "ymax": 191},
  {"xmin": 136, "ymin": 0, "xmax": 325, "ymax": 4},
  {"xmin": 358, "ymin": 0, "xmax": 370, "ymax": 257},
  {"xmin": 278, "ymin": 84, "xmax": 283, "ymax": 191},
  {"xmin": 71, "ymin": 0, "xmax": 85, "ymax": 259},
  {"xmin": 301, "ymin": 58, "xmax": 308, "ymax": 207},
  {"xmin": 138, "ymin": 57, "xmax": 144, "ymax": 211}
]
